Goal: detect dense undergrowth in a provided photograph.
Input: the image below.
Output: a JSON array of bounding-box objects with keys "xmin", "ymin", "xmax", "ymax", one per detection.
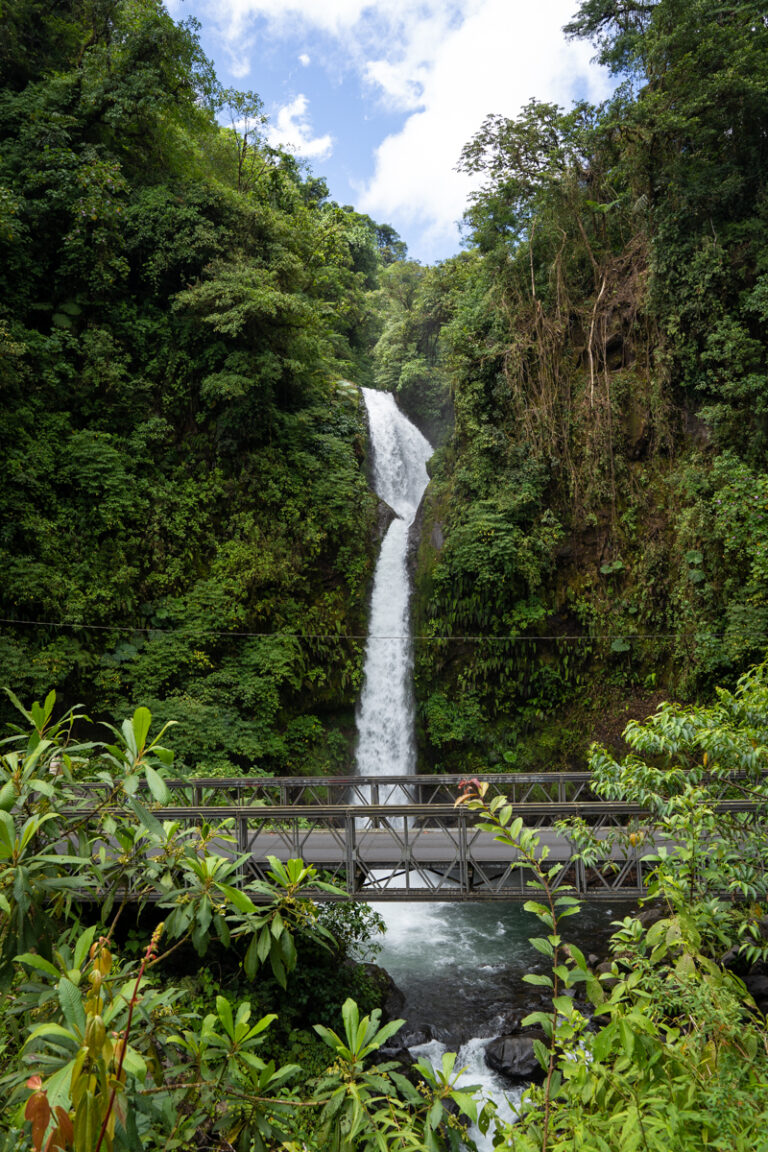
[
  {"xmin": 4, "ymin": 665, "xmax": 768, "ymax": 1150},
  {"xmin": 0, "ymin": 690, "xmax": 492, "ymax": 1150},
  {"xmin": 456, "ymin": 657, "xmax": 768, "ymax": 1150}
]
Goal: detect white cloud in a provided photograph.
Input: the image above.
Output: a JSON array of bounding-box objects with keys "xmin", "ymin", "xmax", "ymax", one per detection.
[
  {"xmin": 355, "ymin": 0, "xmax": 612, "ymax": 259},
  {"xmin": 299, "ymin": 52, "xmax": 311, "ymax": 66},
  {"xmin": 364, "ymin": 59, "xmax": 427, "ymax": 112},
  {"xmin": 189, "ymin": 0, "xmax": 371, "ymax": 39},
  {"xmin": 267, "ymin": 94, "xmax": 334, "ymax": 160},
  {"xmin": 172, "ymin": 0, "xmax": 612, "ymax": 260},
  {"xmin": 232, "ymin": 0, "xmax": 430, "ymax": 35}
]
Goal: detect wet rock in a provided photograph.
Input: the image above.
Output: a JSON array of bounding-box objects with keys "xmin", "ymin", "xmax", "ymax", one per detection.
[
  {"xmin": 744, "ymin": 972, "xmax": 768, "ymax": 1012},
  {"xmin": 376, "ymin": 498, "xmax": 397, "ymax": 541},
  {"xmin": 485, "ymin": 1030, "xmax": 548, "ymax": 1083},
  {"xmin": 383, "ymin": 984, "xmax": 407, "ymax": 1022},
  {"xmin": 372, "ymin": 1043, "xmax": 415, "ymax": 1070},
  {"xmin": 721, "ymin": 945, "xmax": 749, "ymax": 974},
  {"xmin": 401, "ymin": 1027, "xmax": 433, "ymax": 1047},
  {"xmin": 487, "ymin": 1009, "xmax": 526, "ymax": 1036},
  {"xmin": 636, "ymin": 904, "xmax": 666, "ymax": 929},
  {"xmin": 359, "ymin": 963, "xmax": 407, "ymax": 1023}
]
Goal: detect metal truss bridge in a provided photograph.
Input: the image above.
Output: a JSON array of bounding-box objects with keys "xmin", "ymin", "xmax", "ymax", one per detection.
[{"xmin": 82, "ymin": 772, "xmax": 765, "ymax": 902}]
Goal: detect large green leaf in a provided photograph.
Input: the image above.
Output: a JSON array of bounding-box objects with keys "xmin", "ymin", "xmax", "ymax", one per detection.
[
  {"xmin": 132, "ymin": 707, "xmax": 152, "ymax": 753},
  {"xmin": 15, "ymin": 953, "xmax": 60, "ymax": 979},
  {"xmin": 144, "ymin": 766, "xmax": 170, "ymax": 804},
  {"xmin": 57, "ymin": 977, "xmax": 85, "ymax": 1035},
  {"xmin": 127, "ymin": 798, "xmax": 164, "ymax": 839},
  {"xmin": 216, "ymin": 882, "xmax": 257, "ymax": 915}
]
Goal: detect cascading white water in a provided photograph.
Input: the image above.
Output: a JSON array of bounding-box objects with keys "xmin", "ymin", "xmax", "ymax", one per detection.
[
  {"xmin": 355, "ymin": 387, "xmax": 432, "ymax": 782},
  {"xmin": 355, "ymin": 389, "xmax": 515, "ymax": 1145}
]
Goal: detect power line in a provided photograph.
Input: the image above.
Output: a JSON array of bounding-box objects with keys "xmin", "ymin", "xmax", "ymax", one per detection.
[{"xmin": 0, "ymin": 617, "xmax": 764, "ymax": 644}]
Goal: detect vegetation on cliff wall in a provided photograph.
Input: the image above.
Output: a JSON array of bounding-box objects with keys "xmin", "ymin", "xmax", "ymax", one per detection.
[
  {"xmin": 398, "ymin": 0, "xmax": 768, "ymax": 772},
  {"xmin": 0, "ymin": 0, "xmax": 409, "ymax": 774}
]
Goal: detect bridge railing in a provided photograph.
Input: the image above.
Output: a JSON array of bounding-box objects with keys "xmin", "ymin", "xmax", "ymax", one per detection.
[
  {"xmin": 70, "ymin": 772, "xmax": 602, "ymax": 807},
  {"xmin": 70, "ymin": 769, "xmax": 768, "ymax": 810}
]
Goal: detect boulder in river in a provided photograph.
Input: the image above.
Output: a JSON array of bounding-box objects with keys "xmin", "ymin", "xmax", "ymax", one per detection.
[
  {"xmin": 485, "ymin": 1029, "xmax": 549, "ymax": 1082},
  {"xmin": 401, "ymin": 1026, "xmax": 434, "ymax": 1046},
  {"xmin": 743, "ymin": 971, "xmax": 768, "ymax": 1013}
]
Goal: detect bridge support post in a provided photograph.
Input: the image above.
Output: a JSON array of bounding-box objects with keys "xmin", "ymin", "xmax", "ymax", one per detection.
[
  {"xmin": 458, "ymin": 808, "xmax": 469, "ymax": 894},
  {"xmin": 236, "ymin": 813, "xmax": 248, "ymax": 883},
  {"xmin": 574, "ymin": 856, "xmax": 586, "ymax": 897},
  {"xmin": 345, "ymin": 813, "xmax": 357, "ymax": 896}
]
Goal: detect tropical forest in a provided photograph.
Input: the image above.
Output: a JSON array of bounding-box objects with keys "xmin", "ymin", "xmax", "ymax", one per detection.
[{"xmin": 2, "ymin": 0, "xmax": 768, "ymax": 1148}]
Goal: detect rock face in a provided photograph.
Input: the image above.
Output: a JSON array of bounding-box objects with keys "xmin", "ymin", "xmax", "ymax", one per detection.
[
  {"xmin": 376, "ymin": 498, "xmax": 397, "ymax": 542},
  {"xmin": 358, "ymin": 962, "xmax": 407, "ymax": 1023},
  {"xmin": 743, "ymin": 971, "xmax": 768, "ymax": 1014},
  {"xmin": 401, "ymin": 1026, "xmax": 434, "ymax": 1047},
  {"xmin": 485, "ymin": 1030, "xmax": 548, "ymax": 1082}
]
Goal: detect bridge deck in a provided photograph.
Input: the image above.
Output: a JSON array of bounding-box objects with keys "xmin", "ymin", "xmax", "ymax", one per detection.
[{"xmin": 104, "ymin": 799, "xmax": 757, "ymax": 901}]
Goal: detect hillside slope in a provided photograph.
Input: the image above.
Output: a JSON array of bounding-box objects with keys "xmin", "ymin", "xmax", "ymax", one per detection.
[{"xmin": 0, "ymin": 0, "xmax": 398, "ymax": 773}]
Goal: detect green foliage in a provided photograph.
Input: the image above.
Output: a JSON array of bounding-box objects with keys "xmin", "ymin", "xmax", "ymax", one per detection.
[
  {"xmin": 458, "ymin": 690, "xmax": 768, "ymax": 1152},
  {"xmin": 371, "ymin": 259, "xmax": 456, "ymax": 443},
  {"xmin": 588, "ymin": 659, "xmax": 768, "ymax": 922},
  {"xmin": 0, "ymin": 0, "xmax": 417, "ymax": 774},
  {"xmin": 1, "ymin": 694, "xmax": 480, "ymax": 1152},
  {"xmin": 406, "ymin": 0, "xmax": 768, "ymax": 769},
  {"xmin": 311, "ymin": 999, "xmax": 491, "ymax": 1152}
]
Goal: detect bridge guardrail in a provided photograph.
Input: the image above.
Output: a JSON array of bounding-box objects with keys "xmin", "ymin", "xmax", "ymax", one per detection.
[{"xmin": 68, "ymin": 769, "xmax": 768, "ymax": 810}]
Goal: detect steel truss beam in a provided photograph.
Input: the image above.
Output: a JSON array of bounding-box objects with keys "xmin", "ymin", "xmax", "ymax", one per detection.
[
  {"xmin": 65, "ymin": 774, "xmax": 768, "ymax": 902},
  {"xmin": 77, "ymin": 800, "xmax": 762, "ymax": 902}
]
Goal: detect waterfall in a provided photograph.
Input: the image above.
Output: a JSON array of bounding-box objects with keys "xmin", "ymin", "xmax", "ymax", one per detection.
[
  {"xmin": 353, "ymin": 395, "xmax": 523, "ymax": 1151},
  {"xmin": 355, "ymin": 387, "xmax": 432, "ymax": 782}
]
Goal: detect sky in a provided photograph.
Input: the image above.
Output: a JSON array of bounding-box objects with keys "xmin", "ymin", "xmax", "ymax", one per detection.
[{"xmin": 166, "ymin": 0, "xmax": 613, "ymax": 264}]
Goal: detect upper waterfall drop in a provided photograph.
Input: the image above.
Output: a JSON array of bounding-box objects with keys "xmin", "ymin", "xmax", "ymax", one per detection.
[
  {"xmin": 356, "ymin": 388, "xmax": 433, "ymax": 780},
  {"xmin": 362, "ymin": 388, "xmax": 433, "ymax": 523}
]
